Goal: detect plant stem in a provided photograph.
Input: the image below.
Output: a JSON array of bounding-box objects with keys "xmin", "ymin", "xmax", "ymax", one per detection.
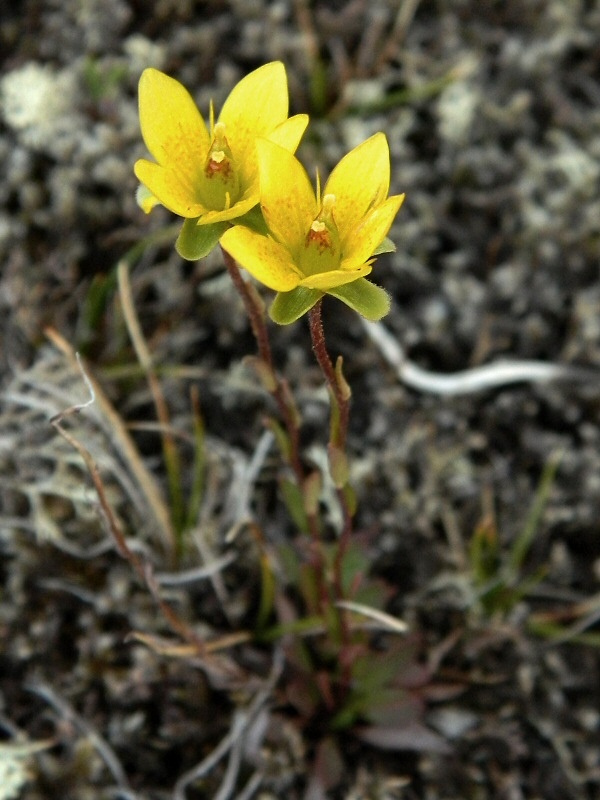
[
  {"xmin": 222, "ymin": 247, "xmax": 304, "ymax": 482},
  {"xmin": 221, "ymin": 248, "xmax": 328, "ymax": 601},
  {"xmin": 308, "ymin": 300, "xmax": 349, "ymax": 449},
  {"xmin": 308, "ymin": 300, "xmax": 354, "ymax": 667}
]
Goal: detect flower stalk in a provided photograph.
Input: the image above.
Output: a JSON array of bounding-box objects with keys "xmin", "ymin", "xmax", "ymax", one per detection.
[{"xmin": 221, "ymin": 247, "xmax": 331, "ymax": 615}]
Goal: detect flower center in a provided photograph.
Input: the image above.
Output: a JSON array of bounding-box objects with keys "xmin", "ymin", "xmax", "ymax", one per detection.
[
  {"xmin": 200, "ymin": 122, "xmax": 240, "ymax": 210},
  {"xmin": 302, "ymin": 194, "xmax": 341, "ymax": 275}
]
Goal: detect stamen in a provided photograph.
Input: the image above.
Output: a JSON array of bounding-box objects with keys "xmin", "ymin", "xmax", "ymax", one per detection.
[
  {"xmin": 304, "ymin": 193, "xmax": 340, "ymax": 261},
  {"xmin": 205, "ymin": 123, "xmax": 234, "ymax": 180}
]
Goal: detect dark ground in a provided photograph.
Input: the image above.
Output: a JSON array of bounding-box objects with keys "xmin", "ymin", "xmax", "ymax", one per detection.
[{"xmin": 1, "ymin": 1, "xmax": 600, "ymax": 798}]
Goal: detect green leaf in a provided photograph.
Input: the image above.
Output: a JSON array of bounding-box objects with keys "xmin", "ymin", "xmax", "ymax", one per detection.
[
  {"xmin": 303, "ymin": 470, "xmax": 322, "ymax": 518},
  {"xmin": 257, "ymin": 550, "xmax": 276, "ymax": 631},
  {"xmin": 266, "ymin": 417, "xmax": 292, "ymax": 462},
  {"xmin": 372, "ymin": 236, "xmax": 396, "ymax": 256},
  {"xmin": 175, "ymin": 219, "xmax": 228, "ymax": 260},
  {"xmin": 328, "ymin": 278, "xmax": 391, "ymax": 320},
  {"xmin": 342, "ymin": 481, "xmax": 357, "ymax": 517},
  {"xmin": 334, "ymin": 355, "xmax": 352, "ymax": 400},
  {"xmin": 328, "ymin": 443, "xmax": 349, "ymax": 489},
  {"xmin": 280, "ymin": 476, "xmax": 309, "ymax": 534},
  {"xmin": 243, "ymin": 355, "xmax": 278, "ymax": 392},
  {"xmin": 269, "ymin": 287, "xmax": 323, "ymax": 325}
]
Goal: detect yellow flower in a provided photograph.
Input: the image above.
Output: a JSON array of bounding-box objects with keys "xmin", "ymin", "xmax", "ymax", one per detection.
[
  {"xmin": 134, "ymin": 62, "xmax": 308, "ymax": 257},
  {"xmin": 220, "ymin": 133, "xmax": 404, "ymax": 323}
]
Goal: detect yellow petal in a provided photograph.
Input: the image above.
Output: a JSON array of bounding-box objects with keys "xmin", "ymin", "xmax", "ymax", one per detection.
[
  {"xmin": 138, "ymin": 68, "xmax": 209, "ymax": 170},
  {"xmin": 299, "ymin": 264, "xmax": 372, "ymax": 290},
  {"xmin": 197, "ymin": 195, "xmax": 258, "ymax": 225},
  {"xmin": 134, "ymin": 159, "xmax": 206, "ymax": 218},
  {"xmin": 266, "ymin": 114, "xmax": 310, "ymax": 153},
  {"xmin": 219, "ymin": 62, "xmax": 289, "ymax": 184},
  {"xmin": 241, "ymin": 114, "xmax": 309, "ymax": 193},
  {"xmin": 324, "ymin": 133, "xmax": 391, "ymax": 240},
  {"xmin": 342, "ymin": 194, "xmax": 405, "ymax": 268},
  {"xmin": 221, "ymin": 226, "xmax": 302, "ymax": 292},
  {"xmin": 257, "ymin": 139, "xmax": 317, "ymax": 252}
]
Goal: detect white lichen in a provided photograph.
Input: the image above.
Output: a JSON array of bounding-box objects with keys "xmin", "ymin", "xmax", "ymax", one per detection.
[
  {"xmin": 123, "ymin": 34, "xmax": 167, "ymax": 75},
  {"xmin": 0, "ymin": 745, "xmax": 33, "ymax": 800},
  {"xmin": 437, "ymin": 78, "xmax": 481, "ymax": 146},
  {"xmin": 0, "ymin": 62, "xmax": 80, "ymax": 158}
]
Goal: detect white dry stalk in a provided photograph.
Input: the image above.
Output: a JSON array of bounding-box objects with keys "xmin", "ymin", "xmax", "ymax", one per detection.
[
  {"xmin": 336, "ymin": 600, "xmax": 408, "ymax": 633},
  {"xmin": 26, "ymin": 683, "xmax": 130, "ymax": 791},
  {"xmin": 172, "ymin": 649, "xmax": 283, "ymax": 800},
  {"xmin": 362, "ymin": 319, "xmax": 600, "ymax": 396}
]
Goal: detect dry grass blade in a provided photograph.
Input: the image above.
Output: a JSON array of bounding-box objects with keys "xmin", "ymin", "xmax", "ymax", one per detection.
[
  {"xmin": 117, "ymin": 260, "xmax": 183, "ymax": 548},
  {"xmin": 335, "ymin": 600, "xmax": 408, "ymax": 633},
  {"xmin": 45, "ymin": 327, "xmax": 175, "ymax": 551},
  {"xmin": 48, "ymin": 354, "xmax": 208, "ymax": 655},
  {"xmin": 48, "ymin": 357, "xmax": 258, "ymax": 691}
]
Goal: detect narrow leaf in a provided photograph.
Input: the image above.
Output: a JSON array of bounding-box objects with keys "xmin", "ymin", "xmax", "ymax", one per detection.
[
  {"xmin": 328, "ymin": 443, "xmax": 349, "ymax": 488},
  {"xmin": 303, "ymin": 470, "xmax": 322, "ymax": 517},
  {"xmin": 335, "ymin": 355, "xmax": 352, "ymax": 400},
  {"xmin": 355, "ymin": 722, "xmax": 451, "ymax": 753},
  {"xmin": 280, "ymin": 476, "xmax": 309, "ymax": 533}
]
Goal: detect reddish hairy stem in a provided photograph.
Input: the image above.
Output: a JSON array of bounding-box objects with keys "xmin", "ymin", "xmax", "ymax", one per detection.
[
  {"xmin": 308, "ymin": 300, "xmax": 349, "ymax": 449},
  {"xmin": 308, "ymin": 300, "xmax": 354, "ymax": 664},
  {"xmin": 222, "ymin": 247, "xmax": 304, "ymax": 482},
  {"xmin": 221, "ymin": 248, "xmax": 327, "ymax": 587}
]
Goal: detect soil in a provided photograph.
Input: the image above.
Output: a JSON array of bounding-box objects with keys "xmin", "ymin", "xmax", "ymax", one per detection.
[{"xmin": 1, "ymin": 1, "xmax": 599, "ymax": 799}]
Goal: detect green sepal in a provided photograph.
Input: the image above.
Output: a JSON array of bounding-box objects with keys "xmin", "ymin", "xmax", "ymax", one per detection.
[
  {"xmin": 371, "ymin": 236, "xmax": 396, "ymax": 256},
  {"xmin": 269, "ymin": 287, "xmax": 323, "ymax": 325},
  {"xmin": 328, "ymin": 278, "xmax": 391, "ymax": 321},
  {"xmin": 175, "ymin": 218, "xmax": 229, "ymax": 260},
  {"xmin": 235, "ymin": 205, "xmax": 270, "ymax": 235}
]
